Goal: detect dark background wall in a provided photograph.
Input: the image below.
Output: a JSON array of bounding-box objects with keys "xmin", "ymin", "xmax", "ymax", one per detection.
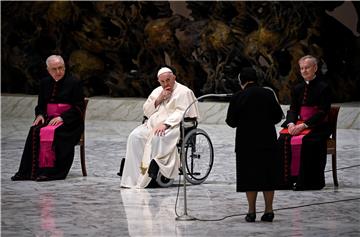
[{"xmin": 1, "ymin": 1, "xmax": 359, "ymax": 104}]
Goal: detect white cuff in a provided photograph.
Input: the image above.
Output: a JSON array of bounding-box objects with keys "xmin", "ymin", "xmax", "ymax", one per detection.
[{"xmin": 287, "ymin": 123, "xmax": 295, "ymax": 127}]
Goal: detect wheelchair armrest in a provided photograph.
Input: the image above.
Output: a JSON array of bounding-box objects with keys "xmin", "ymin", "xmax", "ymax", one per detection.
[
  {"xmin": 182, "ymin": 117, "xmax": 198, "ymax": 129},
  {"xmin": 142, "ymin": 116, "xmax": 198, "ymax": 132},
  {"xmin": 142, "ymin": 116, "xmax": 148, "ymax": 124},
  {"xmin": 142, "ymin": 116, "xmax": 197, "ymax": 126},
  {"xmin": 183, "ymin": 117, "xmax": 197, "ymax": 122}
]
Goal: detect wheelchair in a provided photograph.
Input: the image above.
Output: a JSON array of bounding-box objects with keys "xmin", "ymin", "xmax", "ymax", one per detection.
[
  {"xmin": 118, "ymin": 117, "xmax": 214, "ymax": 188},
  {"xmin": 118, "ymin": 94, "xmax": 231, "ymax": 187},
  {"xmin": 155, "ymin": 117, "xmax": 214, "ymax": 187}
]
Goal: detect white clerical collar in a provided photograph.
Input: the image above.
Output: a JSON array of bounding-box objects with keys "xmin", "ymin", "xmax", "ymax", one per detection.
[{"xmin": 305, "ymin": 75, "xmax": 316, "ymax": 84}]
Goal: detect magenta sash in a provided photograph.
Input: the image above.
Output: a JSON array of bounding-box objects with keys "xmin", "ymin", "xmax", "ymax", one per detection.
[
  {"xmin": 39, "ymin": 104, "xmax": 72, "ymax": 168},
  {"xmin": 300, "ymin": 106, "xmax": 319, "ymax": 121},
  {"xmin": 290, "ymin": 134, "xmax": 306, "ymax": 176},
  {"xmin": 280, "ymin": 106, "xmax": 318, "ymax": 176},
  {"xmin": 290, "ymin": 106, "xmax": 319, "ymax": 176}
]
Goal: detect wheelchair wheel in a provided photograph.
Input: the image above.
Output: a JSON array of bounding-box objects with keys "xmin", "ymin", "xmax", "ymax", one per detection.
[
  {"xmin": 156, "ymin": 172, "xmax": 174, "ymax": 188},
  {"xmin": 182, "ymin": 128, "xmax": 214, "ymax": 185}
]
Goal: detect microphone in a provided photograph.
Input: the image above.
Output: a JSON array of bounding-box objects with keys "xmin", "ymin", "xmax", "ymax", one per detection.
[
  {"xmin": 177, "ymin": 92, "xmax": 233, "ymax": 221},
  {"xmin": 212, "ymin": 93, "xmax": 233, "ymax": 97},
  {"xmin": 197, "ymin": 93, "xmax": 233, "ymax": 101}
]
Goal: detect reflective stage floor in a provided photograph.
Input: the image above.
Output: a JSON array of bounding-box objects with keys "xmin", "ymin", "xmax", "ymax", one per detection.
[{"xmin": 1, "ymin": 118, "xmax": 360, "ymax": 237}]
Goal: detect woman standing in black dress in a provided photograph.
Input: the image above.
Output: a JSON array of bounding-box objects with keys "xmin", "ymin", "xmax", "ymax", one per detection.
[{"xmin": 226, "ymin": 67, "xmax": 284, "ymax": 222}]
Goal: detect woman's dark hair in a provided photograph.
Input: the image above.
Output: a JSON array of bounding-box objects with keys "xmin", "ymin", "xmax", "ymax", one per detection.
[{"xmin": 237, "ymin": 67, "xmax": 258, "ymax": 85}]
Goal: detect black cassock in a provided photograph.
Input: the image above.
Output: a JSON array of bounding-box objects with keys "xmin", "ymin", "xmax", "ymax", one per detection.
[
  {"xmin": 278, "ymin": 76, "xmax": 331, "ymax": 190},
  {"xmin": 226, "ymin": 83, "xmax": 284, "ymax": 192},
  {"xmin": 13, "ymin": 74, "xmax": 85, "ymax": 180}
]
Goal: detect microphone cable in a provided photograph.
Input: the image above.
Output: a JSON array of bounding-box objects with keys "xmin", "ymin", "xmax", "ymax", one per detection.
[
  {"xmin": 325, "ymin": 164, "xmax": 360, "ymax": 172},
  {"xmin": 174, "ymin": 164, "xmax": 360, "ymax": 221},
  {"xmin": 194, "ymin": 197, "xmax": 360, "ymax": 222}
]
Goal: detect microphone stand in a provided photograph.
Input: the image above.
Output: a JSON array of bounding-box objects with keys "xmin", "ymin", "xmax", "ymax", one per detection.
[{"xmin": 176, "ymin": 93, "xmax": 232, "ymax": 221}]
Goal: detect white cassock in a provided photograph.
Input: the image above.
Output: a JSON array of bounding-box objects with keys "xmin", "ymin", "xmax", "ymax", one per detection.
[{"xmin": 120, "ymin": 82, "xmax": 199, "ymax": 188}]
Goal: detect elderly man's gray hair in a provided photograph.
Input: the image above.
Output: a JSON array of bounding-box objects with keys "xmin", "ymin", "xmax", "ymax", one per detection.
[
  {"xmin": 46, "ymin": 55, "xmax": 65, "ymax": 67},
  {"xmin": 298, "ymin": 55, "xmax": 318, "ymax": 65}
]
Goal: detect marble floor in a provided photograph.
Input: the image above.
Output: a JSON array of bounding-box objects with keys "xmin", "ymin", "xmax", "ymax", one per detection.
[{"xmin": 1, "ymin": 118, "xmax": 360, "ymax": 237}]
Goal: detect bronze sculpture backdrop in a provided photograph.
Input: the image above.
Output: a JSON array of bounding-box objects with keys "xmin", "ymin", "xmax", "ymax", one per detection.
[{"xmin": 1, "ymin": 1, "xmax": 359, "ymax": 103}]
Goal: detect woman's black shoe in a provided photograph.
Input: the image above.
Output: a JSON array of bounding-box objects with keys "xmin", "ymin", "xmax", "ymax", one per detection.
[
  {"xmin": 245, "ymin": 213, "xmax": 256, "ymax": 222},
  {"xmin": 261, "ymin": 212, "xmax": 274, "ymax": 222}
]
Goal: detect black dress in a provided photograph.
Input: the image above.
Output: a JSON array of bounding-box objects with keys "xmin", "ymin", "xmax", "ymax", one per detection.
[
  {"xmin": 226, "ymin": 83, "xmax": 284, "ymax": 192},
  {"xmin": 13, "ymin": 74, "xmax": 85, "ymax": 180},
  {"xmin": 278, "ymin": 76, "xmax": 331, "ymax": 190}
]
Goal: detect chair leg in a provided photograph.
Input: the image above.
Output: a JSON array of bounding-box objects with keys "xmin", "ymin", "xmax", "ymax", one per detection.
[
  {"xmin": 332, "ymin": 153, "xmax": 338, "ymax": 187},
  {"xmin": 80, "ymin": 144, "xmax": 87, "ymax": 176}
]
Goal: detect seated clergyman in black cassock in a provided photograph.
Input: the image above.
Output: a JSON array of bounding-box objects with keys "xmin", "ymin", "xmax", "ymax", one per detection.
[
  {"xmin": 11, "ymin": 55, "xmax": 85, "ymax": 182},
  {"xmin": 278, "ymin": 55, "xmax": 332, "ymax": 191}
]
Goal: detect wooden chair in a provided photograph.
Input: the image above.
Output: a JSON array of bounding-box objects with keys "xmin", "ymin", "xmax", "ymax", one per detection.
[
  {"xmin": 327, "ymin": 105, "xmax": 340, "ymax": 187},
  {"xmin": 78, "ymin": 98, "xmax": 89, "ymax": 176}
]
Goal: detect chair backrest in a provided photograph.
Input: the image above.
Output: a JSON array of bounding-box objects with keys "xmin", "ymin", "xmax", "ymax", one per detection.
[
  {"xmin": 83, "ymin": 98, "xmax": 89, "ymax": 121},
  {"xmin": 327, "ymin": 105, "xmax": 340, "ymax": 140},
  {"xmin": 79, "ymin": 98, "xmax": 89, "ymax": 143}
]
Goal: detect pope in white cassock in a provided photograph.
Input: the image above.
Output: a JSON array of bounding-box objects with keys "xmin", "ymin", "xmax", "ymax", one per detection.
[{"xmin": 120, "ymin": 66, "xmax": 200, "ymax": 188}]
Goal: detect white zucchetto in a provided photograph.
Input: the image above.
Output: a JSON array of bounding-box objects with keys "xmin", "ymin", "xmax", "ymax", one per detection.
[{"xmin": 157, "ymin": 67, "xmax": 173, "ymax": 77}]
